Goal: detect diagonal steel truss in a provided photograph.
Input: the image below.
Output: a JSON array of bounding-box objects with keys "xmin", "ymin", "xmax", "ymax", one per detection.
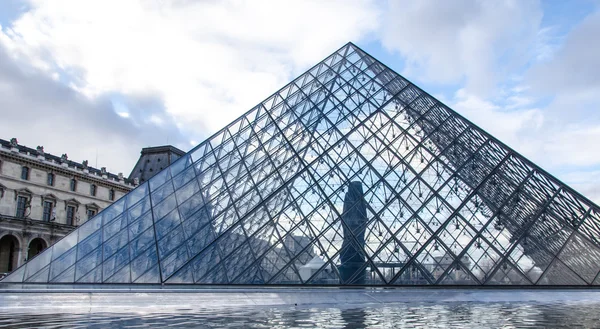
[{"xmin": 4, "ymin": 42, "xmax": 600, "ymax": 286}]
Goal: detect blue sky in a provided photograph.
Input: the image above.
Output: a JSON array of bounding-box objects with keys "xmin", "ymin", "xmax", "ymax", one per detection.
[{"xmin": 0, "ymin": 0, "xmax": 599, "ymax": 202}]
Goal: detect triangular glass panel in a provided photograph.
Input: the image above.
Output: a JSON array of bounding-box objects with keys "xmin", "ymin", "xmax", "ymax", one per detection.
[
  {"xmin": 439, "ymin": 263, "xmax": 478, "ymax": 285},
  {"xmin": 557, "ymin": 233, "xmax": 600, "ymax": 284},
  {"xmin": 486, "ymin": 261, "xmax": 531, "ymax": 285},
  {"xmin": 538, "ymin": 260, "xmax": 587, "ymax": 286}
]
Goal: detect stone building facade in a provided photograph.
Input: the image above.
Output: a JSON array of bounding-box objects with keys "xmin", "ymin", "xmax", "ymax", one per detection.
[{"xmin": 0, "ymin": 138, "xmax": 135, "ymax": 276}]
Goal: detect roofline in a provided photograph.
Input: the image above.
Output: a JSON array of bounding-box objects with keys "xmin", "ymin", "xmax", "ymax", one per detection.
[
  {"xmin": 140, "ymin": 145, "xmax": 186, "ymax": 157},
  {"xmin": 0, "ymin": 138, "xmax": 135, "ymax": 186}
]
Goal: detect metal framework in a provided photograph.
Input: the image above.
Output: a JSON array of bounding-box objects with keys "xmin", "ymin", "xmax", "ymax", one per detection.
[{"xmin": 4, "ymin": 42, "xmax": 600, "ymax": 286}]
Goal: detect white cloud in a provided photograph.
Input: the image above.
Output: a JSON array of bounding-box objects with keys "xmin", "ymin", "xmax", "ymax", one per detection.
[
  {"xmin": 518, "ymin": 8, "xmax": 600, "ymax": 170},
  {"xmin": 0, "ymin": 41, "xmax": 189, "ymax": 174},
  {"xmin": 380, "ymin": 0, "xmax": 543, "ymax": 97},
  {"xmin": 528, "ymin": 10, "xmax": 600, "ymax": 94},
  {"xmin": 1, "ymin": 0, "xmax": 380, "ymax": 137},
  {"xmin": 559, "ymin": 170, "xmax": 600, "ymax": 205},
  {"xmin": 451, "ymin": 89, "xmax": 544, "ymax": 153}
]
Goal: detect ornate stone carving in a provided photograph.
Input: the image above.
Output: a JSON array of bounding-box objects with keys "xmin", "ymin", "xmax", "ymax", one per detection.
[
  {"xmin": 101, "ymin": 167, "xmax": 107, "ymax": 175},
  {"xmin": 61, "ymin": 153, "xmax": 68, "ymax": 162},
  {"xmin": 36, "ymin": 145, "xmax": 45, "ymax": 155},
  {"xmin": 9, "ymin": 138, "xmax": 18, "ymax": 147},
  {"xmin": 82, "ymin": 160, "xmax": 89, "ymax": 169}
]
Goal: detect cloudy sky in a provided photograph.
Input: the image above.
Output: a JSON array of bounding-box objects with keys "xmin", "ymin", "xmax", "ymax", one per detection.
[{"xmin": 0, "ymin": 0, "xmax": 599, "ymax": 202}]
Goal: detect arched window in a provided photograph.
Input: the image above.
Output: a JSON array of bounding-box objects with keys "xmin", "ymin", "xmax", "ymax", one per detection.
[
  {"xmin": 27, "ymin": 238, "xmax": 47, "ymax": 261},
  {"xmin": 21, "ymin": 166, "xmax": 30, "ymax": 180},
  {"xmin": 70, "ymin": 179, "xmax": 77, "ymax": 192},
  {"xmin": 90, "ymin": 184, "xmax": 97, "ymax": 196},
  {"xmin": 0, "ymin": 235, "xmax": 20, "ymax": 272},
  {"xmin": 109, "ymin": 189, "xmax": 115, "ymax": 201}
]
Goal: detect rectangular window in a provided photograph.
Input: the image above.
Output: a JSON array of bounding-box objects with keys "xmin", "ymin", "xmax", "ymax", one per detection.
[
  {"xmin": 87, "ymin": 209, "xmax": 96, "ymax": 219},
  {"xmin": 90, "ymin": 184, "xmax": 96, "ymax": 196},
  {"xmin": 70, "ymin": 179, "xmax": 77, "ymax": 192},
  {"xmin": 109, "ymin": 189, "xmax": 115, "ymax": 201},
  {"xmin": 43, "ymin": 201, "xmax": 53, "ymax": 221},
  {"xmin": 47, "ymin": 173, "xmax": 54, "ymax": 186},
  {"xmin": 21, "ymin": 167, "xmax": 29, "ymax": 180},
  {"xmin": 66, "ymin": 205, "xmax": 76, "ymax": 226},
  {"xmin": 16, "ymin": 196, "xmax": 28, "ymax": 217}
]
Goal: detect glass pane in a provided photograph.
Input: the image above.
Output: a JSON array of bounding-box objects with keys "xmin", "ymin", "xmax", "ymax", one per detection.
[
  {"xmin": 24, "ymin": 246, "xmax": 53, "ymax": 280},
  {"xmin": 77, "ymin": 230, "xmax": 102, "ymax": 261},
  {"xmin": 130, "ymin": 227, "xmax": 156, "ymax": 260},
  {"xmin": 50, "ymin": 247, "xmax": 77, "ymax": 280},
  {"xmin": 131, "ymin": 246, "xmax": 158, "ymax": 281},
  {"xmin": 128, "ymin": 211, "xmax": 153, "ymax": 240},
  {"xmin": 103, "ymin": 247, "xmax": 129, "ymax": 280},
  {"xmin": 75, "ymin": 248, "xmax": 102, "ymax": 282},
  {"xmin": 52, "ymin": 233, "xmax": 77, "ymax": 261},
  {"xmin": 78, "ymin": 214, "xmax": 102, "ymax": 243},
  {"xmin": 126, "ymin": 182, "xmax": 149, "ymax": 208}
]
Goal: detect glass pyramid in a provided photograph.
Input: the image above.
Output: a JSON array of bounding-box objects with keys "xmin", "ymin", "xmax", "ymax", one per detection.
[{"xmin": 4, "ymin": 42, "xmax": 600, "ymax": 286}]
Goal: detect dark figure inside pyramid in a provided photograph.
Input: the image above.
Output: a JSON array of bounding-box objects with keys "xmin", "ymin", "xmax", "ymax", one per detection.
[
  {"xmin": 4, "ymin": 42, "xmax": 600, "ymax": 286},
  {"xmin": 339, "ymin": 181, "xmax": 367, "ymax": 284}
]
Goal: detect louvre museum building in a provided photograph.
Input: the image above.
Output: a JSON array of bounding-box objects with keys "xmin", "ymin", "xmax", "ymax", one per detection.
[{"xmin": 2, "ymin": 42, "xmax": 600, "ymax": 287}]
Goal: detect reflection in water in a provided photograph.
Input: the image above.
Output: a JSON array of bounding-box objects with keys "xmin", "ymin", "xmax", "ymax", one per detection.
[
  {"xmin": 342, "ymin": 308, "xmax": 366, "ymax": 329},
  {"xmin": 1, "ymin": 302, "xmax": 600, "ymax": 328}
]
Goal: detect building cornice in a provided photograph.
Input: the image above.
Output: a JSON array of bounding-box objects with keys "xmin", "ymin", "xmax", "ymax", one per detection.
[
  {"xmin": 0, "ymin": 213, "xmax": 77, "ymax": 231},
  {"xmin": 0, "ymin": 150, "xmax": 133, "ymax": 192}
]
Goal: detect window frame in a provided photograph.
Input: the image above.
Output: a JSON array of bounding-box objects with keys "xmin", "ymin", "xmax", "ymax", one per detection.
[
  {"xmin": 90, "ymin": 184, "xmax": 97, "ymax": 197},
  {"xmin": 16, "ymin": 195, "xmax": 29, "ymax": 218},
  {"xmin": 47, "ymin": 172, "xmax": 55, "ymax": 186},
  {"xmin": 70, "ymin": 179, "xmax": 77, "ymax": 192},
  {"xmin": 66, "ymin": 205, "xmax": 76, "ymax": 226},
  {"xmin": 42, "ymin": 200, "xmax": 54, "ymax": 222},
  {"xmin": 21, "ymin": 166, "xmax": 30, "ymax": 180},
  {"xmin": 109, "ymin": 189, "xmax": 115, "ymax": 201}
]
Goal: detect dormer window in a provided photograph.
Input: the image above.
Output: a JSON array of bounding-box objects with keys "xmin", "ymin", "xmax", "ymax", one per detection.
[{"xmin": 21, "ymin": 166, "xmax": 30, "ymax": 180}]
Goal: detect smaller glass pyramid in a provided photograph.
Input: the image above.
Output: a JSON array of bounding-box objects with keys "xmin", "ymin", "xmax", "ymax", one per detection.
[{"xmin": 4, "ymin": 42, "xmax": 600, "ymax": 286}]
